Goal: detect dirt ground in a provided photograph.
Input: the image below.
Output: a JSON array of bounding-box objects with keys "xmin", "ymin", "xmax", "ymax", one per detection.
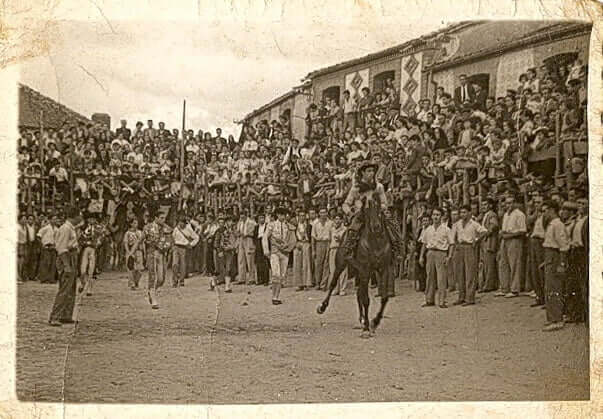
[{"xmin": 16, "ymin": 270, "xmax": 589, "ymax": 404}]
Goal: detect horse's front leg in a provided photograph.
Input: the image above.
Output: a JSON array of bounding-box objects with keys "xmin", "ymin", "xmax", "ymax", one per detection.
[
  {"xmin": 371, "ymin": 266, "xmax": 392, "ymax": 332},
  {"xmin": 371, "ymin": 296, "xmax": 390, "ymax": 332},
  {"xmin": 317, "ymin": 249, "xmax": 346, "ymax": 314},
  {"xmin": 358, "ymin": 275, "xmax": 371, "ymax": 338}
]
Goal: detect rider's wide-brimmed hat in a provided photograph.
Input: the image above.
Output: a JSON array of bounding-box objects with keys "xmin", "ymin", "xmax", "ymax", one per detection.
[
  {"xmin": 357, "ymin": 162, "xmax": 378, "ymax": 176},
  {"xmin": 274, "ymin": 206, "xmax": 289, "ymax": 216}
]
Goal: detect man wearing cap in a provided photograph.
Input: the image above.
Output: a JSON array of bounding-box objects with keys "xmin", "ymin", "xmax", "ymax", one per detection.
[
  {"xmin": 172, "ymin": 215, "xmax": 199, "ymax": 287},
  {"xmin": 236, "ymin": 208, "xmax": 258, "ymax": 285},
  {"xmin": 341, "ymin": 161, "xmax": 402, "ymax": 265},
  {"xmin": 542, "ymin": 200, "xmax": 570, "ymax": 332},
  {"xmin": 264, "ymin": 207, "xmax": 296, "ymax": 305}
]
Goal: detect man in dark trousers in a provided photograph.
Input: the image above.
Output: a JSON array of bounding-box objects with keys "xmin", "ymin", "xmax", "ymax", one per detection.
[
  {"xmin": 48, "ymin": 206, "xmax": 81, "ymax": 326},
  {"xmin": 454, "ymin": 74, "xmax": 476, "ymax": 106},
  {"xmin": 116, "ymin": 120, "xmax": 131, "ymax": 141},
  {"xmin": 473, "ymin": 83, "xmax": 488, "ymax": 111},
  {"xmin": 255, "ymin": 212, "xmax": 270, "ymax": 286}
]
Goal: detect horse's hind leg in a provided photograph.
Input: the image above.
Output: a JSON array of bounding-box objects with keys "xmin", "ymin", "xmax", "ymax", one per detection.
[{"xmin": 317, "ymin": 250, "xmax": 346, "ymax": 314}]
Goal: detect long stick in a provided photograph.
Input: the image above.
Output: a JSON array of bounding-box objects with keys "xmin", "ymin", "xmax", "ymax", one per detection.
[
  {"xmin": 179, "ymin": 100, "xmax": 186, "ymax": 211},
  {"xmin": 40, "ymin": 111, "xmax": 46, "ymax": 213},
  {"xmin": 69, "ymin": 135, "xmax": 74, "ymax": 206}
]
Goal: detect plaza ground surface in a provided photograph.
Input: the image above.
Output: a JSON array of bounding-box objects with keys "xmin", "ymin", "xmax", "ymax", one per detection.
[{"xmin": 16, "ymin": 270, "xmax": 589, "ymax": 403}]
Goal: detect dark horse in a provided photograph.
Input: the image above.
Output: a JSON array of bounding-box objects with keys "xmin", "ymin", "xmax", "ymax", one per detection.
[{"xmin": 317, "ymin": 200, "xmax": 393, "ymax": 338}]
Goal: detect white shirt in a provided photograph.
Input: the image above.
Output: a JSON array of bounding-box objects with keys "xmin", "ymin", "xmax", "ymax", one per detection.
[
  {"xmin": 530, "ymin": 215, "xmax": 545, "ymax": 239},
  {"xmin": 343, "ymin": 96, "xmax": 358, "ymax": 114},
  {"xmin": 543, "ymin": 217, "xmax": 570, "ymax": 252},
  {"xmin": 419, "ymin": 223, "xmax": 452, "ymax": 251},
  {"xmin": 501, "ymin": 208, "xmax": 527, "ymax": 234},
  {"xmin": 450, "ymin": 219, "xmax": 487, "ymax": 244},
  {"xmin": 50, "ymin": 167, "xmax": 68, "ymax": 182},
  {"xmin": 172, "ymin": 224, "xmax": 199, "ymax": 247},
  {"xmin": 37, "ymin": 224, "xmax": 57, "ymax": 246}
]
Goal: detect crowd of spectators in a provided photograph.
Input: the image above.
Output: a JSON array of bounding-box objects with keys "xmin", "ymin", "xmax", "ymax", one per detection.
[{"xmin": 17, "ymin": 55, "xmax": 589, "ymax": 328}]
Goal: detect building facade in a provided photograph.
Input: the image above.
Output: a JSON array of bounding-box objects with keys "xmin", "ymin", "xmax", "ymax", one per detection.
[
  {"xmin": 425, "ymin": 21, "xmax": 591, "ymax": 100},
  {"xmin": 243, "ymin": 21, "xmax": 591, "ymax": 140},
  {"xmin": 244, "ymin": 83, "xmax": 311, "ymax": 141}
]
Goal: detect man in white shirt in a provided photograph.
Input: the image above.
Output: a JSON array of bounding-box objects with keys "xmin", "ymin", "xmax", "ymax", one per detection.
[
  {"xmin": 542, "ymin": 200, "xmax": 570, "ymax": 331},
  {"xmin": 236, "ymin": 209, "xmax": 258, "ymax": 285},
  {"xmin": 569, "ymin": 198, "xmax": 588, "ymax": 325},
  {"xmin": 342, "ymin": 90, "xmax": 358, "ymax": 133},
  {"xmin": 312, "ymin": 207, "xmax": 333, "ymax": 290},
  {"xmin": 419, "ymin": 207, "xmax": 453, "ymax": 308},
  {"xmin": 172, "ymin": 215, "xmax": 199, "ymax": 287},
  {"xmin": 416, "ymin": 99, "xmax": 432, "ymax": 122},
  {"xmin": 496, "ymin": 194, "xmax": 527, "ymax": 298},
  {"xmin": 450, "ymin": 205, "xmax": 487, "ymax": 306},
  {"xmin": 264, "ymin": 207, "xmax": 296, "ymax": 305},
  {"xmin": 37, "ymin": 214, "xmax": 59, "ymax": 283},
  {"xmin": 48, "ymin": 206, "xmax": 80, "ymax": 326},
  {"xmin": 293, "ymin": 209, "xmax": 312, "ymax": 291},
  {"xmin": 327, "ymin": 213, "xmax": 349, "ymax": 296}
]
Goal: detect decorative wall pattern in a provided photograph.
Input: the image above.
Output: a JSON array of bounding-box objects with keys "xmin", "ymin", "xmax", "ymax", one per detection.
[
  {"xmin": 345, "ymin": 69, "xmax": 369, "ymax": 101},
  {"xmin": 400, "ymin": 52, "xmax": 423, "ymax": 114}
]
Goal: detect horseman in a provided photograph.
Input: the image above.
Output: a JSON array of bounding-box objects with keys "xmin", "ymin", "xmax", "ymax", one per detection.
[{"xmin": 341, "ymin": 161, "xmax": 402, "ymax": 263}]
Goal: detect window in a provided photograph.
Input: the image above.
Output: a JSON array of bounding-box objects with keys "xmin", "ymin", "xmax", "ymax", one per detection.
[
  {"xmin": 543, "ymin": 52, "xmax": 579, "ymax": 82},
  {"xmin": 322, "ymin": 86, "xmax": 341, "ymax": 105},
  {"xmin": 467, "ymin": 73, "xmax": 490, "ymax": 94},
  {"xmin": 373, "ymin": 70, "xmax": 395, "ymax": 93}
]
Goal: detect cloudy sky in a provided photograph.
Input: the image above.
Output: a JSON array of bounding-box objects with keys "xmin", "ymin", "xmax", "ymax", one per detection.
[{"xmin": 19, "ymin": 17, "xmax": 445, "ymax": 138}]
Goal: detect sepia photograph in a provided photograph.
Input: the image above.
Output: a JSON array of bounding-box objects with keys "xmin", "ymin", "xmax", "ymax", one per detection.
[{"xmin": 3, "ymin": 0, "xmax": 599, "ymax": 412}]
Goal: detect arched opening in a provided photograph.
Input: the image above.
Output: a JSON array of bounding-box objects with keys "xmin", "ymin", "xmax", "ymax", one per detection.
[
  {"xmin": 281, "ymin": 108, "xmax": 291, "ymax": 119},
  {"xmin": 373, "ymin": 70, "xmax": 395, "ymax": 93},
  {"xmin": 543, "ymin": 52, "xmax": 579, "ymax": 82},
  {"xmin": 467, "ymin": 73, "xmax": 490, "ymax": 95},
  {"xmin": 322, "ymin": 86, "xmax": 341, "ymax": 105}
]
